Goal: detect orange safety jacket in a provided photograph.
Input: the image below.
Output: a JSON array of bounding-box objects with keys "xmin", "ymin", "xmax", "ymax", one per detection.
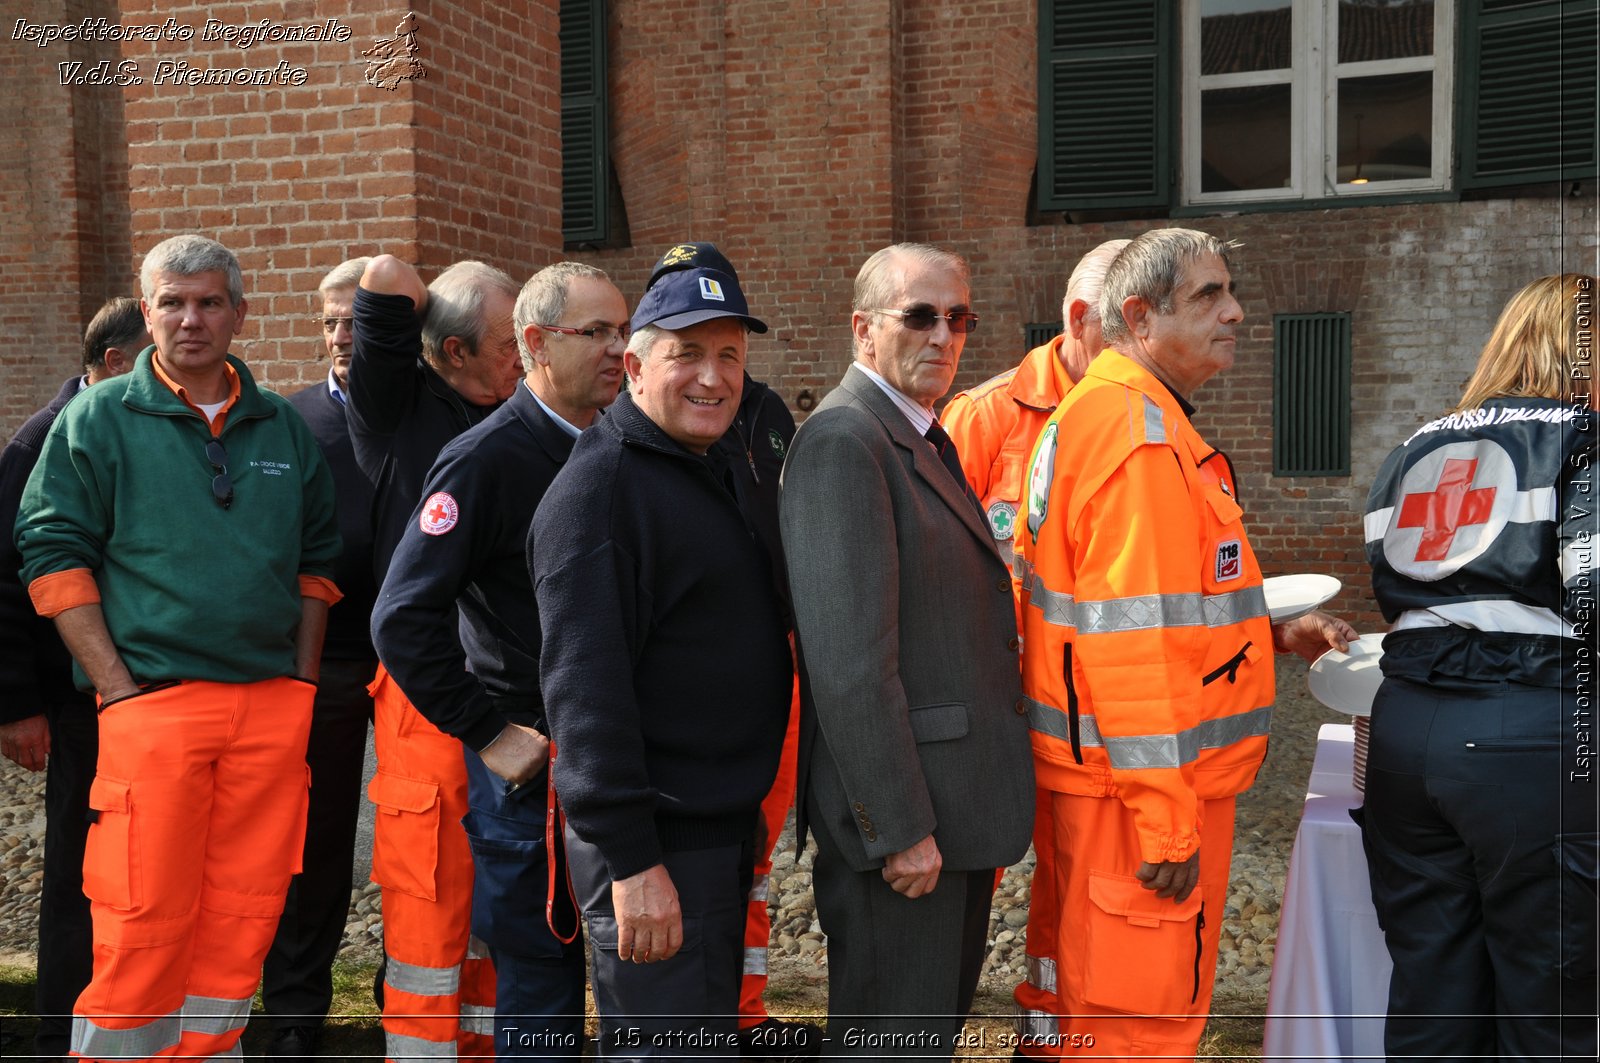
[
  {"xmin": 1017, "ymin": 350, "xmax": 1273, "ymax": 864},
  {"xmin": 941, "ymin": 337, "xmax": 1071, "ymax": 590}
]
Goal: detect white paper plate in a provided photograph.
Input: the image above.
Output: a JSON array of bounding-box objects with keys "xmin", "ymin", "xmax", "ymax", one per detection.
[
  {"xmin": 1262, "ymin": 573, "xmax": 1341, "ymax": 624},
  {"xmin": 1308, "ymin": 634, "xmax": 1386, "ymax": 717}
]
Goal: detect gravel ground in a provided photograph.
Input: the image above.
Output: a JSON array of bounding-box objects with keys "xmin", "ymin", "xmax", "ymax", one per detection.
[{"xmin": 0, "ymin": 659, "xmax": 1345, "ymax": 1010}]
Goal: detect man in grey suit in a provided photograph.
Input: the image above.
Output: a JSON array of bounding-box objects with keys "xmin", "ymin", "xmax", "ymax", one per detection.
[{"xmin": 779, "ymin": 243, "xmax": 1034, "ymax": 1058}]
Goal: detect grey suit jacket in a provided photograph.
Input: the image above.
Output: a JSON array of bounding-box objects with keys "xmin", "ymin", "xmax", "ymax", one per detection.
[{"xmin": 779, "ymin": 364, "xmax": 1034, "ymax": 873}]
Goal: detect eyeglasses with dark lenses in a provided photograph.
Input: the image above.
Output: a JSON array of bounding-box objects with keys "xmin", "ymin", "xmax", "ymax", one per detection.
[
  {"xmin": 870, "ymin": 307, "xmax": 980, "ymax": 334},
  {"xmin": 319, "ymin": 316, "xmax": 354, "ymax": 334},
  {"xmin": 205, "ymin": 438, "xmax": 234, "ymax": 510},
  {"xmin": 538, "ymin": 322, "xmax": 632, "ymax": 345}
]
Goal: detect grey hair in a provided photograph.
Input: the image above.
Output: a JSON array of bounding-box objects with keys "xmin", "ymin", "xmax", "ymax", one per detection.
[
  {"xmin": 421, "ymin": 260, "xmax": 518, "ymax": 366},
  {"xmin": 1100, "ymin": 228, "xmax": 1241, "ymax": 344},
  {"xmin": 1061, "ymin": 238, "xmax": 1132, "ymax": 325},
  {"xmin": 318, "ymin": 257, "xmax": 371, "ymax": 299},
  {"xmin": 140, "ymin": 234, "xmax": 244, "ymax": 307},
  {"xmin": 82, "ymin": 297, "xmax": 146, "ymax": 372},
  {"xmin": 852, "ymin": 243, "xmax": 970, "ymax": 316},
  {"xmin": 513, "ymin": 261, "xmax": 612, "ymax": 371},
  {"xmin": 625, "ymin": 324, "xmax": 668, "ymax": 362}
]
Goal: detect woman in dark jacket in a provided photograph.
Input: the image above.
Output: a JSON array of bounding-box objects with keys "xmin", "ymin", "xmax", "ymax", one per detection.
[{"xmin": 1360, "ymin": 273, "xmax": 1597, "ymax": 1062}]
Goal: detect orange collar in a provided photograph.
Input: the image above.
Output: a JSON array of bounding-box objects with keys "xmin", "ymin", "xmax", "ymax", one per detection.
[
  {"xmin": 1007, "ymin": 337, "xmax": 1073, "ymax": 411},
  {"xmin": 152, "ymin": 353, "xmax": 241, "ymax": 435}
]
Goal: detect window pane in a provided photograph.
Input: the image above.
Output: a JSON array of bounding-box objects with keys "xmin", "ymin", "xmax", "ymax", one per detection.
[
  {"xmin": 1338, "ymin": 0, "xmax": 1434, "ymax": 64},
  {"xmin": 1337, "ymin": 72, "xmax": 1433, "ymax": 184},
  {"xmin": 1200, "ymin": 0, "xmax": 1292, "ymax": 75},
  {"xmin": 1201, "ymin": 83, "xmax": 1293, "ymax": 192}
]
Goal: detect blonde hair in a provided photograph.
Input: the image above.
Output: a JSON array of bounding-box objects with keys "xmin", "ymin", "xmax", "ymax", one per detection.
[{"xmin": 1456, "ymin": 274, "xmax": 1597, "ymax": 411}]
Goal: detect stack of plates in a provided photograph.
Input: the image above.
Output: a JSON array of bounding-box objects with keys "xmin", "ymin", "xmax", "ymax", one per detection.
[{"xmin": 1308, "ymin": 634, "xmax": 1386, "ymax": 793}]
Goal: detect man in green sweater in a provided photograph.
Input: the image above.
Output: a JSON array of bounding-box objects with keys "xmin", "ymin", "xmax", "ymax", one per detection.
[{"xmin": 14, "ymin": 234, "xmax": 342, "ymax": 1063}]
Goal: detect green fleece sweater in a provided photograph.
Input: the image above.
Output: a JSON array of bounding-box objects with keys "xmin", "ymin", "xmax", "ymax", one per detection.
[{"xmin": 15, "ymin": 349, "xmax": 340, "ymax": 690}]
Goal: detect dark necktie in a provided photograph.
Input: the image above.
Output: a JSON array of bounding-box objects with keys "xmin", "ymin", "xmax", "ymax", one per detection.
[{"xmin": 924, "ymin": 422, "xmax": 985, "ymax": 519}]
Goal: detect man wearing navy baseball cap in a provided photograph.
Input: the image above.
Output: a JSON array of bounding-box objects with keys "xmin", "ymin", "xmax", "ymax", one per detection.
[{"xmin": 531, "ymin": 246, "xmax": 793, "ymax": 1057}]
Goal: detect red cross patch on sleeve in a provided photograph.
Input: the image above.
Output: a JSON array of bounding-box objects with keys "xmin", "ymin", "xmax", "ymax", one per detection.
[{"xmin": 419, "ymin": 491, "xmax": 460, "ymax": 536}]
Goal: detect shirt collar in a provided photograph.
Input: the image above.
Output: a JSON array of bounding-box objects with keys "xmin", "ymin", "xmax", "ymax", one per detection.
[
  {"xmin": 150, "ymin": 353, "xmax": 241, "ymax": 435},
  {"xmin": 855, "ymin": 362, "xmax": 935, "ymax": 436},
  {"xmin": 525, "ymin": 380, "xmax": 583, "ymax": 439},
  {"xmin": 327, "ymin": 369, "xmax": 347, "ymax": 404}
]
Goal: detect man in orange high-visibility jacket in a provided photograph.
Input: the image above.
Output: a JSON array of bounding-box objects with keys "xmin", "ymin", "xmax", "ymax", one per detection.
[
  {"xmin": 940, "ymin": 238, "xmax": 1126, "ymax": 1055},
  {"xmin": 1017, "ymin": 228, "xmax": 1353, "ymax": 1060}
]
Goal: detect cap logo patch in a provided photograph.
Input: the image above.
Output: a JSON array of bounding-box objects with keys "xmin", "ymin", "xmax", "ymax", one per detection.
[
  {"xmin": 662, "ymin": 244, "xmax": 696, "ymax": 267},
  {"xmin": 420, "ymin": 491, "xmax": 459, "ymax": 536},
  {"xmin": 698, "ymin": 277, "xmax": 726, "ymax": 302}
]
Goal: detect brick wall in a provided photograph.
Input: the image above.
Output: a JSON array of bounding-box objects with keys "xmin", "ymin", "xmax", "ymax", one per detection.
[
  {"xmin": 0, "ymin": 0, "xmax": 131, "ymax": 438},
  {"xmin": 5, "ymin": 0, "xmax": 1594, "ymax": 628}
]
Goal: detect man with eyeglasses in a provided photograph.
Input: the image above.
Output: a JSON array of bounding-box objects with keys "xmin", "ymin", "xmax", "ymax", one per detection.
[
  {"xmin": 347, "ymin": 254, "xmax": 521, "ymax": 1062},
  {"xmin": 0, "ymin": 296, "xmax": 143, "ymax": 1061},
  {"xmin": 262, "ymin": 257, "xmax": 380, "ymax": 1060},
  {"xmin": 14, "ymin": 234, "xmax": 341, "ymax": 1061},
  {"xmin": 532, "ymin": 253, "xmax": 791, "ymax": 1058},
  {"xmin": 779, "ymin": 244, "xmax": 1034, "ymax": 1058},
  {"xmin": 371, "ymin": 262, "xmax": 630, "ymax": 1058}
]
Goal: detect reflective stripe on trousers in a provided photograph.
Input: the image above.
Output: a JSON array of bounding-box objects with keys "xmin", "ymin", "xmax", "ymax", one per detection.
[
  {"xmin": 1024, "ymin": 695, "xmax": 1273, "ymax": 770},
  {"xmin": 386, "ymin": 1030, "xmax": 459, "ymax": 1059},
  {"xmin": 72, "ymin": 1010, "xmax": 181, "ymax": 1059},
  {"xmin": 460, "ymin": 1003, "xmax": 496, "ymax": 1037}
]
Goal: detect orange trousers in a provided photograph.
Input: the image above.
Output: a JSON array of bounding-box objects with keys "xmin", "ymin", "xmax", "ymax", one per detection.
[
  {"xmin": 1013, "ymin": 786, "xmax": 1063, "ymax": 1056},
  {"xmin": 737, "ymin": 680, "xmax": 801, "ymax": 1028},
  {"xmin": 368, "ymin": 666, "xmax": 495, "ymax": 1061},
  {"xmin": 71, "ymin": 677, "xmax": 313, "ymax": 1062},
  {"xmin": 1040, "ymin": 792, "xmax": 1235, "ymax": 1063}
]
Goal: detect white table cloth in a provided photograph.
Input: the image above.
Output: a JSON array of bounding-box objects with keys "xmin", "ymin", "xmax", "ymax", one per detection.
[{"xmin": 1263, "ymin": 724, "xmax": 1392, "ymax": 1061}]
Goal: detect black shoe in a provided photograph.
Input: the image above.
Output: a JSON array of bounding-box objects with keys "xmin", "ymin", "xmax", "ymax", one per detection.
[
  {"xmin": 265, "ymin": 1024, "xmax": 321, "ymax": 1061},
  {"xmin": 737, "ymin": 1018, "xmax": 823, "ymax": 1060}
]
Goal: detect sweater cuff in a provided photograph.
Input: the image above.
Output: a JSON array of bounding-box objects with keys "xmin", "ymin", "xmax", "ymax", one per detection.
[
  {"xmin": 594, "ymin": 820, "xmax": 666, "ymax": 883},
  {"xmin": 28, "ymin": 569, "xmax": 99, "ymax": 618},
  {"xmin": 299, "ymin": 575, "xmax": 343, "ymax": 605}
]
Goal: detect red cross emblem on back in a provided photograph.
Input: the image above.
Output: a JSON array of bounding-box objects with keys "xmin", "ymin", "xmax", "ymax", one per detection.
[{"xmin": 1395, "ymin": 458, "xmax": 1496, "ymax": 562}]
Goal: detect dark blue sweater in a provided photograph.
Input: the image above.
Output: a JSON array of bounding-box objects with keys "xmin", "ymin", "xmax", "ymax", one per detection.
[{"xmin": 531, "ymin": 391, "xmax": 791, "ymax": 881}]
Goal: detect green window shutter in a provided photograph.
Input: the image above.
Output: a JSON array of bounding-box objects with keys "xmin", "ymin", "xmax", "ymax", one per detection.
[
  {"xmin": 561, "ymin": 0, "xmax": 609, "ymax": 244},
  {"xmin": 1273, "ymin": 313, "xmax": 1351, "ymax": 477},
  {"xmin": 1458, "ymin": 0, "xmax": 1599, "ymax": 187},
  {"xmin": 1025, "ymin": 322, "xmax": 1063, "ymax": 349},
  {"xmin": 1037, "ymin": 0, "xmax": 1174, "ymax": 211}
]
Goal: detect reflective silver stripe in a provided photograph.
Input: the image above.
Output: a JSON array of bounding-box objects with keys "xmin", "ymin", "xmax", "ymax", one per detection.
[
  {"xmin": 1024, "ymin": 695, "xmax": 1069, "ymax": 740},
  {"xmin": 1015, "ymin": 1008, "xmax": 1059, "ymax": 1041},
  {"xmin": 1029, "ymin": 581, "xmax": 1076, "ymax": 627},
  {"xmin": 461, "ymin": 1003, "xmax": 496, "ymax": 1036},
  {"xmin": 384, "ymin": 954, "xmax": 461, "ymax": 997},
  {"xmin": 1025, "ymin": 953, "xmax": 1058, "ymax": 994},
  {"xmin": 1027, "ymin": 698, "xmax": 1271, "ymax": 768},
  {"xmin": 1101, "ymin": 704, "xmax": 1273, "ymax": 770},
  {"xmin": 72, "ymin": 1011, "xmax": 182, "ymax": 1058},
  {"xmin": 750, "ymin": 873, "xmax": 770, "ymax": 904},
  {"xmin": 182, "ymin": 993, "xmax": 252, "ymax": 1035},
  {"xmin": 1364, "ymin": 506, "xmax": 1393, "ymax": 542},
  {"xmin": 1015, "ymin": 551, "xmax": 1035, "ymax": 590},
  {"xmin": 1075, "ymin": 591, "xmax": 1205, "ymax": 633},
  {"xmin": 1143, "ymin": 396, "xmax": 1165, "ymax": 444},
  {"xmin": 1395, "ymin": 602, "xmax": 1573, "ymax": 637},
  {"xmin": 386, "ymin": 1030, "xmax": 457, "ymax": 1059},
  {"xmin": 466, "ymin": 935, "xmax": 491, "ymax": 961},
  {"xmin": 743, "ymin": 945, "xmax": 769, "ymax": 976},
  {"xmin": 1204, "ymin": 585, "xmax": 1268, "ymax": 625}
]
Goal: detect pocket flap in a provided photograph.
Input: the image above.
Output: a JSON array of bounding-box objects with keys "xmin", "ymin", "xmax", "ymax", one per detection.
[
  {"xmin": 1088, "ymin": 870, "xmax": 1202, "ymax": 927},
  {"xmin": 908, "ymin": 702, "xmax": 969, "ymax": 743},
  {"xmin": 88, "ymin": 775, "xmax": 131, "ymax": 815},
  {"xmin": 1204, "ymin": 485, "xmax": 1244, "ymax": 526},
  {"xmin": 367, "ymin": 771, "xmax": 439, "ymax": 814}
]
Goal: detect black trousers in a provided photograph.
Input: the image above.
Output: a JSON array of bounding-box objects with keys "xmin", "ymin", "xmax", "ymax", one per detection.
[
  {"xmin": 567, "ymin": 830, "xmax": 751, "ymax": 1061},
  {"xmin": 1359, "ymin": 675, "xmax": 1598, "ymax": 1062},
  {"xmin": 33, "ymin": 692, "xmax": 97, "ymax": 1060},
  {"xmin": 808, "ymin": 806, "xmax": 995, "ymax": 1061},
  {"xmin": 261, "ymin": 656, "xmax": 374, "ymax": 1030}
]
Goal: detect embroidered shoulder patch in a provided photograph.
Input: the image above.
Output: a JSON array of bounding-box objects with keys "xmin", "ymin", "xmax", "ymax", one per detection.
[{"xmin": 419, "ymin": 492, "xmax": 459, "ymax": 536}]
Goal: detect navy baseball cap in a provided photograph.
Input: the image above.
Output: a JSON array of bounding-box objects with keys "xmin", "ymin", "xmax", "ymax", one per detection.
[
  {"xmin": 631, "ymin": 266, "xmax": 769, "ymax": 334},
  {"xmin": 647, "ymin": 241, "xmax": 741, "ymax": 289}
]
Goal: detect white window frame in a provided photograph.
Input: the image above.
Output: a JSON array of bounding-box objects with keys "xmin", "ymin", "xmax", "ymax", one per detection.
[{"xmin": 1181, "ymin": 0, "xmax": 1454, "ymax": 206}]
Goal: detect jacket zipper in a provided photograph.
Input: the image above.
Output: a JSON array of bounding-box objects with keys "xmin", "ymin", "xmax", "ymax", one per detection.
[{"xmin": 1202, "ymin": 641, "xmax": 1253, "ymax": 686}]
